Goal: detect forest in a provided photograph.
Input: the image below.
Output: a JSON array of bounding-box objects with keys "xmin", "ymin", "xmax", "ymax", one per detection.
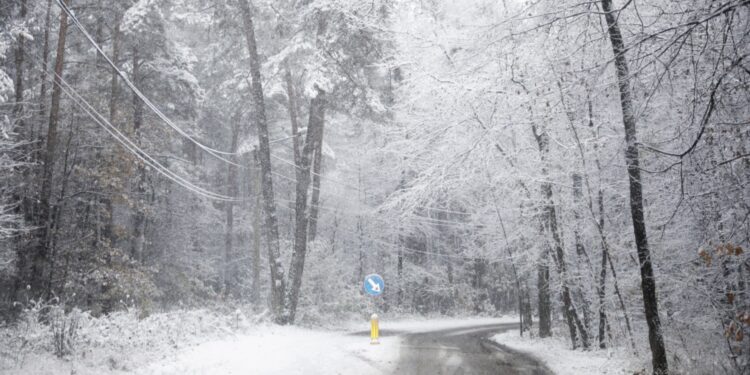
[{"xmin": 0, "ymin": 0, "xmax": 749, "ymax": 374}]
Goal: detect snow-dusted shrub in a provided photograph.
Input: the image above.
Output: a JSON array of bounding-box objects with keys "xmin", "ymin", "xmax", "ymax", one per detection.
[
  {"xmin": 0, "ymin": 299, "xmax": 59, "ymax": 369},
  {"xmin": 49, "ymin": 305, "xmax": 81, "ymax": 358},
  {"xmin": 0, "ymin": 305, "xmax": 268, "ymax": 373},
  {"xmin": 295, "ymin": 239, "xmax": 368, "ymax": 327},
  {"xmin": 659, "ymin": 243, "xmax": 750, "ymax": 374}
]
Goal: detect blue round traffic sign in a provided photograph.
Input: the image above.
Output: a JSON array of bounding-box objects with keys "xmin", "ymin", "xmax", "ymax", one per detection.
[{"xmin": 364, "ymin": 274, "xmax": 384, "ymax": 296}]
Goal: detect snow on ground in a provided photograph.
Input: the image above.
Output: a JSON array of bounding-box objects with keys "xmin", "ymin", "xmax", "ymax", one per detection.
[
  {"xmin": 141, "ymin": 324, "xmax": 400, "ymax": 375},
  {"xmin": 1, "ymin": 308, "xmax": 255, "ymax": 375},
  {"xmin": 1, "ymin": 312, "xmax": 522, "ymax": 374},
  {"xmin": 143, "ymin": 316, "xmax": 517, "ymax": 375},
  {"xmin": 492, "ymin": 330, "xmax": 643, "ymax": 375}
]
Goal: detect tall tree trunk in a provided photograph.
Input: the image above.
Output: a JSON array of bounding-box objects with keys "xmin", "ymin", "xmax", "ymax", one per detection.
[
  {"xmin": 93, "ymin": 0, "xmax": 104, "ymax": 47},
  {"xmin": 307, "ymin": 109, "xmax": 325, "ymax": 242},
  {"xmin": 597, "ymin": 188, "xmax": 609, "ymax": 349},
  {"xmin": 131, "ymin": 48, "xmax": 146, "ymax": 263},
  {"xmin": 544, "ymin": 182, "xmax": 586, "ymax": 349},
  {"xmin": 45, "ymin": 130, "xmax": 76, "ymax": 299},
  {"xmin": 238, "ymin": 0, "xmax": 285, "ymax": 322},
  {"xmin": 223, "ymin": 119, "xmax": 240, "ymax": 296},
  {"xmin": 396, "ymin": 174, "xmax": 405, "ymax": 307},
  {"xmin": 283, "ymin": 65, "xmax": 301, "ymax": 256},
  {"xmin": 537, "ymin": 249, "xmax": 551, "ymax": 338},
  {"xmin": 357, "ymin": 167, "xmax": 365, "ymax": 282},
  {"xmin": 285, "ymin": 89, "xmax": 325, "ymax": 324},
  {"xmin": 397, "ymin": 245, "xmax": 404, "ymax": 306},
  {"xmin": 533, "ymin": 124, "xmax": 590, "ymax": 349},
  {"xmin": 38, "ymin": 0, "xmax": 53, "ymax": 124},
  {"xmin": 601, "ymin": 1, "xmax": 668, "ymax": 372},
  {"xmin": 109, "ymin": 18, "xmax": 121, "ymax": 124},
  {"xmin": 482, "ymin": 131, "xmax": 538, "ymax": 336},
  {"xmin": 489, "ymin": 185, "xmax": 528, "ymax": 335},
  {"xmin": 587, "ymin": 99, "xmax": 611, "ymax": 350},
  {"xmin": 357, "ymin": 216, "xmax": 365, "ymax": 282},
  {"xmin": 571, "ymin": 173, "xmax": 593, "ymax": 333},
  {"xmin": 13, "ymin": 0, "xmax": 27, "ymax": 136},
  {"xmin": 568, "ymin": 91, "xmax": 635, "ymax": 352},
  {"xmin": 251, "ymin": 151, "xmax": 262, "ymax": 306},
  {"xmin": 522, "ymin": 280, "xmax": 533, "ymax": 333},
  {"xmin": 306, "ymin": 15, "xmax": 328, "ymax": 244},
  {"xmin": 283, "ymin": 67, "xmax": 302, "ymax": 180},
  {"xmin": 607, "ymin": 243, "xmax": 638, "ymax": 353},
  {"xmin": 103, "ymin": 12, "xmax": 121, "ymax": 245},
  {"xmin": 12, "ymin": 0, "xmax": 29, "ymax": 300},
  {"xmin": 33, "ymin": 0, "xmax": 72, "ymax": 295}
]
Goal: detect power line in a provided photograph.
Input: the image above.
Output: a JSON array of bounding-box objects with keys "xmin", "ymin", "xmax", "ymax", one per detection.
[
  {"xmin": 54, "ymin": 0, "xmax": 484, "ymax": 224},
  {"xmin": 43, "ymin": 2, "xmax": 502, "ymax": 268},
  {"xmin": 404, "ymin": 215, "xmax": 480, "ymax": 228},
  {"xmin": 54, "ymin": 0, "xmax": 245, "ymax": 168},
  {"xmin": 274, "ymin": 201, "xmax": 473, "ymax": 261},
  {"xmin": 32, "ymin": 53, "xmax": 244, "ymax": 202},
  {"xmin": 274, "ymin": 199, "xmax": 507, "ymax": 264},
  {"xmin": 271, "ymin": 150, "xmax": 486, "ymax": 220},
  {"xmin": 53, "ymin": 1, "xmax": 489, "ymax": 238},
  {"xmin": 270, "ymin": 153, "xmax": 366, "ymax": 192},
  {"xmin": 268, "ymin": 149, "xmax": 483, "ymax": 228},
  {"xmin": 269, "ymin": 205, "xmax": 473, "ymax": 243},
  {"xmin": 419, "ymin": 206, "xmax": 472, "ymax": 216},
  {"xmin": 50, "ymin": 66, "xmax": 497, "ymax": 260}
]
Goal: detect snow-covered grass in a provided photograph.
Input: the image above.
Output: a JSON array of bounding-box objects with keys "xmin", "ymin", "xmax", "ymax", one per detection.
[{"xmin": 492, "ymin": 329, "xmax": 644, "ymax": 375}]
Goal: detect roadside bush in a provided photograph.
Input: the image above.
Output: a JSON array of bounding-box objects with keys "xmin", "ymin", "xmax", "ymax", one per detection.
[{"xmin": 0, "ymin": 304, "xmax": 267, "ymax": 373}]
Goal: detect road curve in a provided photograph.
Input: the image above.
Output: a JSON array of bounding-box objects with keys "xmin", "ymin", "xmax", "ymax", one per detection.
[{"xmin": 393, "ymin": 323, "xmax": 552, "ymax": 375}]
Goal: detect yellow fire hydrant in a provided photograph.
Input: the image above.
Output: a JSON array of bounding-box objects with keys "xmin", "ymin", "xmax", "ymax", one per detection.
[{"xmin": 370, "ymin": 313, "xmax": 379, "ymax": 345}]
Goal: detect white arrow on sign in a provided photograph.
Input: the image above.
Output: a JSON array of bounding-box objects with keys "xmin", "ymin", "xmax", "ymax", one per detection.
[{"xmin": 367, "ymin": 278, "xmax": 381, "ymax": 292}]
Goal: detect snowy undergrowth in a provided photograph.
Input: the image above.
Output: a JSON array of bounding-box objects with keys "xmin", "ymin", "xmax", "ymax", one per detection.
[
  {"xmin": 0, "ymin": 306, "xmax": 266, "ymax": 374},
  {"xmin": 492, "ymin": 330, "xmax": 644, "ymax": 375}
]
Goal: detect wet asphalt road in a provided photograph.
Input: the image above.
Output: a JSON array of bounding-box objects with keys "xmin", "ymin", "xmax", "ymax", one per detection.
[{"xmin": 392, "ymin": 323, "xmax": 553, "ymax": 375}]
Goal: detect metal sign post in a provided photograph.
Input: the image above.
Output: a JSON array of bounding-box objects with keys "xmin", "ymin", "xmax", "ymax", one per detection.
[{"xmin": 363, "ymin": 274, "xmax": 384, "ymax": 344}]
